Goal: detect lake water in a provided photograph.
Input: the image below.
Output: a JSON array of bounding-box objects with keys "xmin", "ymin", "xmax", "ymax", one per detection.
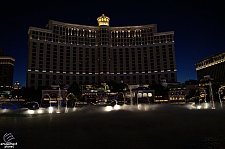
[{"xmin": 1, "ymin": 104, "xmax": 225, "ymax": 149}]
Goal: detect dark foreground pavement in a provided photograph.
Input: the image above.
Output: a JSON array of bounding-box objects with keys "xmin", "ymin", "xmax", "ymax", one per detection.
[{"xmin": 1, "ymin": 104, "xmax": 225, "ymax": 149}]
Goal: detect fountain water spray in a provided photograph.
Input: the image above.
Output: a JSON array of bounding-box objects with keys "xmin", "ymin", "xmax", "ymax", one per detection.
[
  {"xmin": 209, "ymin": 81, "xmax": 215, "ymax": 109},
  {"xmin": 218, "ymin": 86, "xmax": 224, "ymax": 108},
  {"xmin": 41, "ymin": 93, "xmax": 51, "ymax": 107},
  {"xmin": 65, "ymin": 93, "xmax": 75, "ymax": 113},
  {"xmin": 56, "ymin": 88, "xmax": 61, "ymax": 113},
  {"xmin": 117, "ymin": 92, "xmax": 126, "ymax": 105}
]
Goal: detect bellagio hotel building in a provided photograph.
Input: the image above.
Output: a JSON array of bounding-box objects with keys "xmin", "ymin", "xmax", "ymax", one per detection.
[{"xmin": 27, "ymin": 14, "xmax": 177, "ymax": 89}]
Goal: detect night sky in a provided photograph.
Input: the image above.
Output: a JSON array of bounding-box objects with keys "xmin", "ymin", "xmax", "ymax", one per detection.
[{"xmin": 0, "ymin": 0, "xmax": 224, "ymax": 87}]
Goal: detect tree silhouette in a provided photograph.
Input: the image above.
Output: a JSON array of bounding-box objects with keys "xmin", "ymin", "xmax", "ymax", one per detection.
[{"xmin": 67, "ymin": 82, "xmax": 81, "ymax": 97}]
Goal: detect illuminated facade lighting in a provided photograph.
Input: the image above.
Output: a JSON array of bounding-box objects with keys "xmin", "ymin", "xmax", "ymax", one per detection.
[
  {"xmin": 97, "ymin": 14, "xmax": 110, "ymax": 26},
  {"xmin": 196, "ymin": 52, "xmax": 225, "ymax": 83},
  {"xmin": 27, "ymin": 14, "xmax": 177, "ymax": 89}
]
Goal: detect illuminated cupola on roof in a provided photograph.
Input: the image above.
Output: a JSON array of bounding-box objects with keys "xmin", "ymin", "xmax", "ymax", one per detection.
[{"xmin": 97, "ymin": 14, "xmax": 110, "ymax": 26}]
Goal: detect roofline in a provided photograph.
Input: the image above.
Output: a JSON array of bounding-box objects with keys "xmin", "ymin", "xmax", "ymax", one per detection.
[
  {"xmin": 0, "ymin": 56, "xmax": 15, "ymax": 61},
  {"xmin": 28, "ymin": 26, "xmax": 52, "ymax": 34},
  {"xmin": 48, "ymin": 20, "xmax": 157, "ymax": 29}
]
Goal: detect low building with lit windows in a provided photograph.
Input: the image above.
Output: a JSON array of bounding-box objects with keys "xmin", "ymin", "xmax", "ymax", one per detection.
[
  {"xmin": 27, "ymin": 14, "xmax": 177, "ymax": 89},
  {"xmin": 168, "ymin": 88, "xmax": 186, "ymax": 104}
]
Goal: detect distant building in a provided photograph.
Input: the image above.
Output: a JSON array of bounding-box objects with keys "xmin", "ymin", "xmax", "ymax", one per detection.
[
  {"xmin": 132, "ymin": 86, "xmax": 155, "ymax": 103},
  {"xmin": 12, "ymin": 81, "xmax": 22, "ymax": 90},
  {"xmin": 0, "ymin": 48, "xmax": 15, "ymax": 91},
  {"xmin": 27, "ymin": 14, "xmax": 177, "ymax": 89},
  {"xmin": 195, "ymin": 52, "xmax": 225, "ymax": 84},
  {"xmin": 168, "ymin": 88, "xmax": 186, "ymax": 104},
  {"xmin": 168, "ymin": 82, "xmax": 197, "ymax": 104}
]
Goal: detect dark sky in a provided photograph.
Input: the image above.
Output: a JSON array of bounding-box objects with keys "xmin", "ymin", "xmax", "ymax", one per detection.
[{"xmin": 0, "ymin": 0, "xmax": 224, "ymax": 86}]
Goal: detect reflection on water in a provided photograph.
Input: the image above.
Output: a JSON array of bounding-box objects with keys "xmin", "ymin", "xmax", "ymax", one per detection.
[{"xmin": 0, "ymin": 104, "xmax": 225, "ymax": 148}]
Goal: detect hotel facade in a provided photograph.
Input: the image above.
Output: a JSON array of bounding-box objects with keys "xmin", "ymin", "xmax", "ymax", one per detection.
[
  {"xmin": 0, "ymin": 48, "xmax": 15, "ymax": 91},
  {"xmin": 27, "ymin": 14, "xmax": 177, "ymax": 89},
  {"xmin": 196, "ymin": 52, "xmax": 225, "ymax": 84}
]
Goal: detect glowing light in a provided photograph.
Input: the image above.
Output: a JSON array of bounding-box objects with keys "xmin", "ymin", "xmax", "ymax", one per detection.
[
  {"xmin": 137, "ymin": 104, "xmax": 141, "ymax": 110},
  {"xmin": 65, "ymin": 108, "xmax": 68, "ymax": 113},
  {"xmin": 72, "ymin": 107, "xmax": 76, "ymax": 112},
  {"xmin": 97, "ymin": 14, "xmax": 110, "ymax": 26},
  {"xmin": 49, "ymin": 107, "xmax": 54, "ymax": 113},
  {"xmin": 203, "ymin": 103, "xmax": 209, "ymax": 109},
  {"xmin": 148, "ymin": 93, "xmax": 152, "ymax": 97},
  {"xmin": 104, "ymin": 106, "xmax": 113, "ymax": 112},
  {"xmin": 1, "ymin": 109, "xmax": 8, "ymax": 113},
  {"xmin": 197, "ymin": 105, "xmax": 201, "ymax": 109},
  {"xmin": 114, "ymin": 105, "xmax": 120, "ymax": 110},
  {"xmin": 37, "ymin": 109, "xmax": 43, "ymax": 114},
  {"xmin": 28, "ymin": 110, "xmax": 34, "ymax": 114}
]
